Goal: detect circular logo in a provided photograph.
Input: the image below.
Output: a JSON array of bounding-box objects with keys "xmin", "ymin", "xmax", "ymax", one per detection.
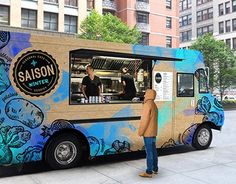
[
  {"xmin": 155, "ymin": 73, "xmax": 162, "ymax": 83},
  {"xmin": 13, "ymin": 50, "xmax": 60, "ymax": 97}
]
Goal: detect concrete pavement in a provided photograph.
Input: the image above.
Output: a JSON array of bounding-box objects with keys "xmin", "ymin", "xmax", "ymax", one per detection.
[{"xmin": 0, "ymin": 110, "xmax": 235, "ymax": 184}]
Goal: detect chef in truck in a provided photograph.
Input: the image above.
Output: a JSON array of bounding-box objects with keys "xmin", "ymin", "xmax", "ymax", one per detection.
[{"xmin": 81, "ymin": 64, "xmax": 102, "ymax": 101}]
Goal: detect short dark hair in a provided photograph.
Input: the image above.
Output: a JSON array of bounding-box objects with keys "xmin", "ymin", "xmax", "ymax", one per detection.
[{"xmin": 86, "ymin": 64, "xmax": 94, "ymax": 70}]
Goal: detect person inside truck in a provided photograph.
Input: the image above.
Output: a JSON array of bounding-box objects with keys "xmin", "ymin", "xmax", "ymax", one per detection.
[
  {"xmin": 81, "ymin": 64, "xmax": 102, "ymax": 100},
  {"xmin": 119, "ymin": 67, "xmax": 136, "ymax": 100}
]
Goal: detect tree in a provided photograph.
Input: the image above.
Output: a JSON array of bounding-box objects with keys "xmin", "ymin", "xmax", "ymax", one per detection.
[
  {"xmin": 190, "ymin": 33, "xmax": 236, "ymax": 100},
  {"xmin": 79, "ymin": 10, "xmax": 142, "ymax": 44}
]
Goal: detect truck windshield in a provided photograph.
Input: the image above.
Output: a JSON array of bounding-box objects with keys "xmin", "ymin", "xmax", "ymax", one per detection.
[{"xmin": 195, "ymin": 68, "xmax": 209, "ymax": 93}]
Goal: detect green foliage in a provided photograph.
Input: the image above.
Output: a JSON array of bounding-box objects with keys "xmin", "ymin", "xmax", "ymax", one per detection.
[
  {"xmin": 190, "ymin": 33, "xmax": 236, "ymax": 100},
  {"xmin": 79, "ymin": 10, "xmax": 142, "ymax": 44}
]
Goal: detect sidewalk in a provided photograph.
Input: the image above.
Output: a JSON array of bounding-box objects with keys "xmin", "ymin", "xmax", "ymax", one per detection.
[{"xmin": 0, "ymin": 143, "xmax": 236, "ymax": 184}]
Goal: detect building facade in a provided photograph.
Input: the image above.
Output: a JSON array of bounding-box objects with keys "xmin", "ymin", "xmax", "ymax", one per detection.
[
  {"xmin": 103, "ymin": 0, "xmax": 179, "ymax": 47},
  {"xmin": 179, "ymin": 0, "xmax": 236, "ymax": 51},
  {"xmin": 0, "ymin": 0, "xmax": 179, "ymax": 47}
]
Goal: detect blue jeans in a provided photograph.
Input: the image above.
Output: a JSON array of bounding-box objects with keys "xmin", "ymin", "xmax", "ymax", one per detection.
[{"xmin": 144, "ymin": 137, "xmax": 158, "ymax": 174}]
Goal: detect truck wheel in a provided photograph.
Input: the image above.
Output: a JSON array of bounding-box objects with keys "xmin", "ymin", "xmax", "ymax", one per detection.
[
  {"xmin": 192, "ymin": 124, "xmax": 212, "ymax": 150},
  {"xmin": 45, "ymin": 133, "xmax": 83, "ymax": 169}
]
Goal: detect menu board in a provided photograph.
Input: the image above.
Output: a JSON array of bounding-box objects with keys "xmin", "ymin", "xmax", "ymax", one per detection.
[{"xmin": 153, "ymin": 72, "xmax": 173, "ymax": 101}]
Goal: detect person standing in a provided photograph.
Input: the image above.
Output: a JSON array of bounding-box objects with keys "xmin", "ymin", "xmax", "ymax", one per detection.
[
  {"xmin": 119, "ymin": 67, "xmax": 136, "ymax": 100},
  {"xmin": 138, "ymin": 89, "xmax": 158, "ymax": 178},
  {"xmin": 81, "ymin": 65, "xmax": 102, "ymax": 100}
]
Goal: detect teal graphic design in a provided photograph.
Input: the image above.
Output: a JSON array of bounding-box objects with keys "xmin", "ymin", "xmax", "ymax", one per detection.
[{"xmin": 0, "ymin": 126, "xmax": 31, "ymax": 165}]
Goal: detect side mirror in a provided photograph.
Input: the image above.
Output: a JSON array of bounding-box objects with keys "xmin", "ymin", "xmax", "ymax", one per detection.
[
  {"xmin": 205, "ymin": 67, "xmax": 209, "ymax": 77},
  {"xmin": 205, "ymin": 67, "xmax": 210, "ymax": 91}
]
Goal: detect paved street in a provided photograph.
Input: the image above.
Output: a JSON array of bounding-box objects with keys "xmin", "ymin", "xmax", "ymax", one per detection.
[{"xmin": 0, "ymin": 110, "xmax": 235, "ymax": 184}]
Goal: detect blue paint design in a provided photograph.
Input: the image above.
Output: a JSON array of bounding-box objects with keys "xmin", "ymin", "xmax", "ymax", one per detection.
[
  {"xmin": 181, "ymin": 124, "xmax": 198, "ymax": 145},
  {"xmin": 41, "ymin": 119, "xmax": 75, "ymax": 138},
  {"xmin": 196, "ymin": 96, "xmax": 224, "ymax": 126},
  {"xmin": 49, "ymin": 71, "xmax": 69, "ymax": 103},
  {"xmin": 0, "ymin": 31, "xmax": 10, "ymax": 50},
  {"xmin": 0, "ymin": 58, "xmax": 11, "ymax": 95},
  {"xmin": 87, "ymin": 136, "xmax": 100, "ymax": 157},
  {"xmin": 5, "ymin": 98, "xmax": 44, "ymax": 129},
  {"xmin": 16, "ymin": 146, "xmax": 42, "ymax": 163},
  {"xmin": 104, "ymin": 140, "xmax": 131, "ymax": 155}
]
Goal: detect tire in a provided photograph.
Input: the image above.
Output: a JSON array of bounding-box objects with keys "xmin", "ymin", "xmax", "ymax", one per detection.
[
  {"xmin": 192, "ymin": 124, "xmax": 212, "ymax": 150},
  {"xmin": 45, "ymin": 133, "xmax": 83, "ymax": 170}
]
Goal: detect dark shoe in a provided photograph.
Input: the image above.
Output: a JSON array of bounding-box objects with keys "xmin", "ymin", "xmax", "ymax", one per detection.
[
  {"xmin": 153, "ymin": 170, "xmax": 158, "ymax": 174},
  {"xmin": 139, "ymin": 172, "xmax": 152, "ymax": 178}
]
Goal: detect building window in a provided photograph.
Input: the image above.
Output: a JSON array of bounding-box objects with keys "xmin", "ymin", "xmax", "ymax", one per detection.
[
  {"xmin": 138, "ymin": 0, "xmax": 149, "ymax": 2},
  {"xmin": 166, "ymin": 0, "xmax": 172, "ymax": 9},
  {"xmin": 65, "ymin": 0, "xmax": 77, "ymax": 6},
  {"xmin": 166, "ymin": 36, "xmax": 172, "ymax": 48},
  {"xmin": 225, "ymin": 20, "xmax": 231, "ymax": 32},
  {"xmin": 0, "ymin": 5, "xmax": 9, "ymax": 25},
  {"xmin": 64, "ymin": 15, "xmax": 77, "ymax": 33},
  {"xmin": 233, "ymin": 0, "xmax": 236, "ymax": 12},
  {"xmin": 233, "ymin": 38, "xmax": 236, "ymax": 50},
  {"xmin": 140, "ymin": 33, "xmax": 149, "ymax": 45},
  {"xmin": 226, "ymin": 39, "xmax": 231, "ymax": 48},
  {"xmin": 208, "ymin": 7, "xmax": 213, "ymax": 19},
  {"xmin": 197, "ymin": 7, "xmax": 213, "ymax": 22},
  {"xmin": 219, "ymin": 3, "xmax": 224, "ymax": 16},
  {"xmin": 137, "ymin": 12, "xmax": 149, "ymax": 24},
  {"xmin": 44, "ymin": 0, "xmax": 58, "ymax": 3},
  {"xmin": 232, "ymin": 19, "xmax": 236, "ymax": 31},
  {"xmin": 180, "ymin": 0, "xmax": 192, "ymax": 11},
  {"xmin": 219, "ymin": 21, "xmax": 224, "ymax": 34},
  {"xmin": 225, "ymin": 1, "xmax": 230, "ymax": 14},
  {"xmin": 197, "ymin": 11, "xmax": 202, "ymax": 22},
  {"xmin": 21, "ymin": 9, "xmax": 37, "ymax": 28},
  {"xmin": 197, "ymin": 0, "xmax": 212, "ymax": 6},
  {"xmin": 103, "ymin": 9, "xmax": 116, "ymax": 15},
  {"xmin": 180, "ymin": 30, "xmax": 192, "ymax": 42},
  {"xmin": 44, "ymin": 12, "xmax": 58, "ymax": 31},
  {"xmin": 87, "ymin": 0, "xmax": 95, "ymax": 10},
  {"xmin": 166, "ymin": 17, "xmax": 172, "ymax": 28},
  {"xmin": 197, "ymin": 25, "xmax": 213, "ymax": 37},
  {"xmin": 179, "ymin": 14, "xmax": 191, "ymax": 27},
  {"xmin": 177, "ymin": 73, "xmax": 194, "ymax": 97}
]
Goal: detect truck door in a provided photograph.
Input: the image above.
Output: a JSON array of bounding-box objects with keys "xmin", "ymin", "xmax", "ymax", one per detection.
[{"xmin": 174, "ymin": 72, "xmax": 196, "ymax": 146}]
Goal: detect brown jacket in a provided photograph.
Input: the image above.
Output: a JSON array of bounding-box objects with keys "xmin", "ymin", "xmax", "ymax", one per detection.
[{"xmin": 138, "ymin": 89, "xmax": 158, "ymax": 137}]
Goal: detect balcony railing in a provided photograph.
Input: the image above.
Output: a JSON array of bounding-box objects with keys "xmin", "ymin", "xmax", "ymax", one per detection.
[
  {"xmin": 102, "ymin": 0, "xmax": 117, "ymax": 11},
  {"xmin": 136, "ymin": 23, "xmax": 150, "ymax": 33},
  {"xmin": 136, "ymin": 1, "xmax": 150, "ymax": 12}
]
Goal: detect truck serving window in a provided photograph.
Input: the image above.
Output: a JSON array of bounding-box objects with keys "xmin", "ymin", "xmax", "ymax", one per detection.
[
  {"xmin": 69, "ymin": 51, "xmax": 152, "ymax": 105},
  {"xmin": 177, "ymin": 73, "xmax": 194, "ymax": 97}
]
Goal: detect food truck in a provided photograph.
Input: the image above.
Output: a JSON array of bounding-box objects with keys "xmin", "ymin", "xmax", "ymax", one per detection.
[{"xmin": 0, "ymin": 28, "xmax": 224, "ymax": 169}]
